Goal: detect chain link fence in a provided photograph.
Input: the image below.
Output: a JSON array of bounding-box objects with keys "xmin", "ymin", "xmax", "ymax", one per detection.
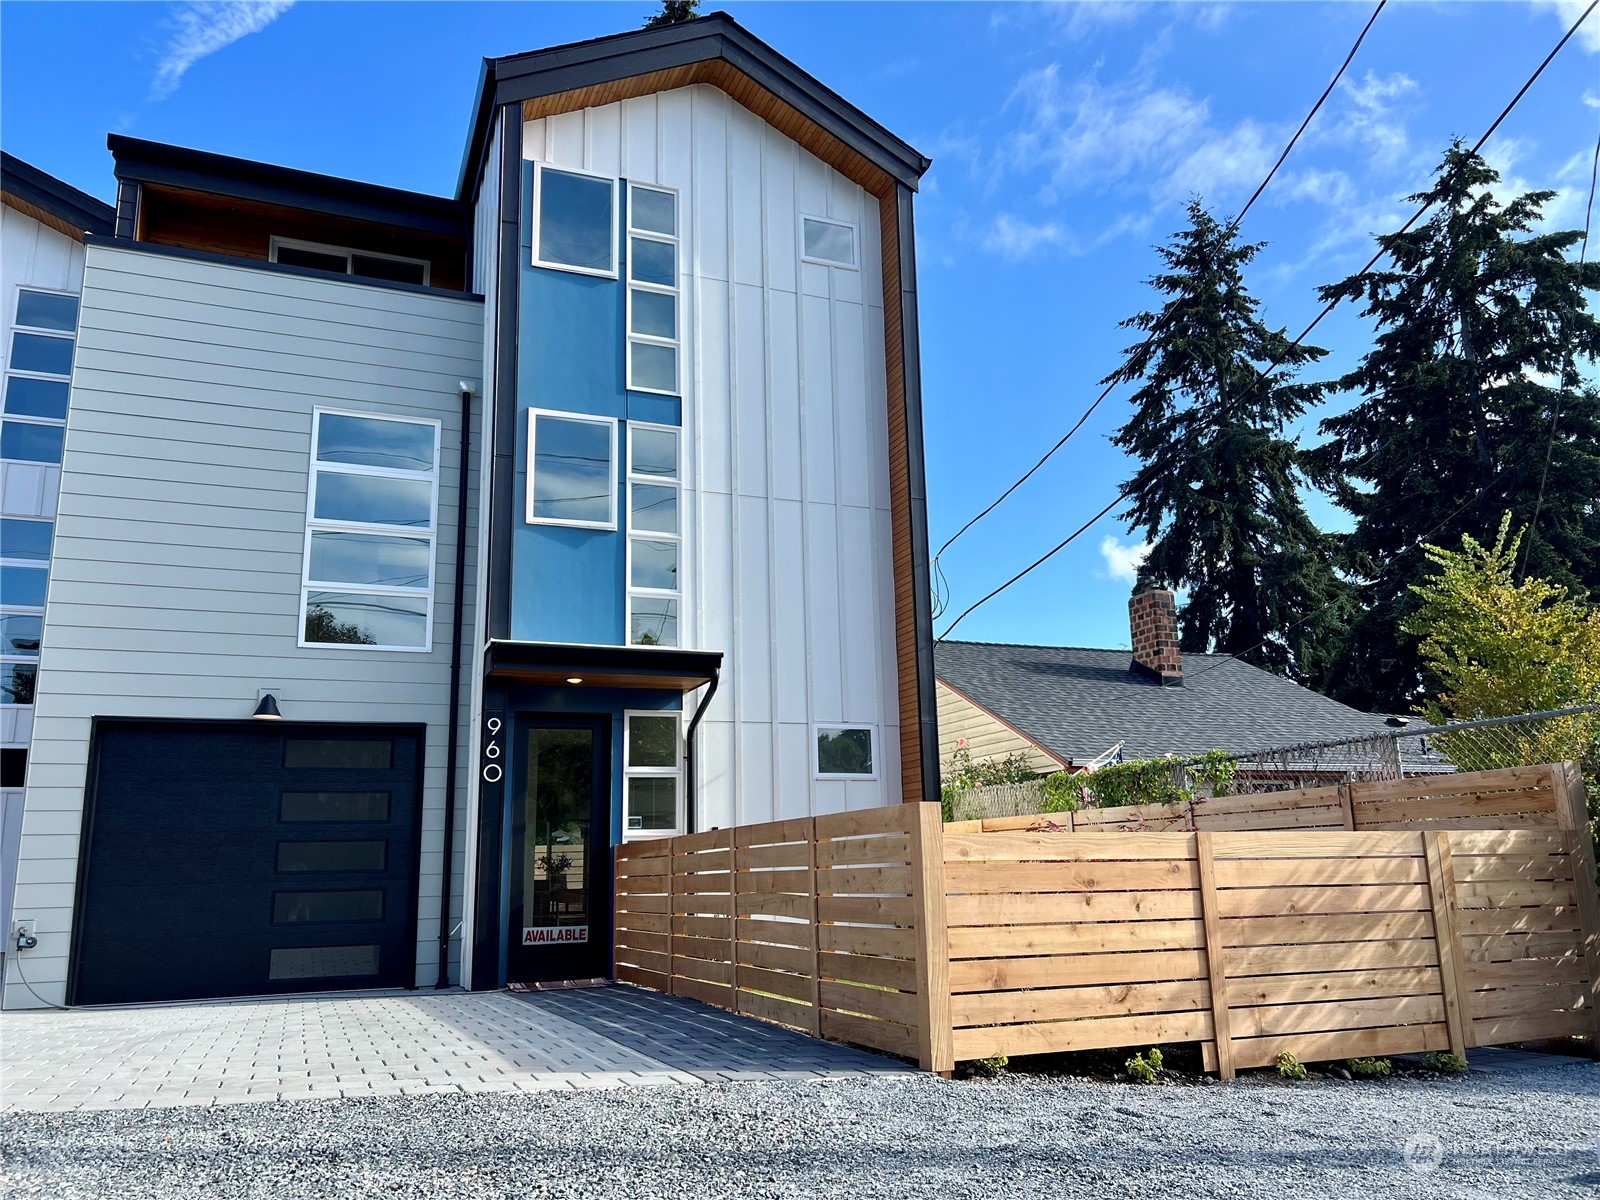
[{"xmin": 945, "ymin": 705, "xmax": 1600, "ymax": 823}]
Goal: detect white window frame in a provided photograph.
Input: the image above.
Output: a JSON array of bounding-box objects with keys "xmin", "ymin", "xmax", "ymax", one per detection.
[
  {"xmin": 531, "ymin": 162, "xmax": 620, "ymax": 279},
  {"xmin": 625, "ymin": 422, "xmax": 681, "ymax": 648},
  {"xmin": 269, "ymin": 237, "xmax": 431, "ymax": 285},
  {"xmin": 625, "ymin": 183, "xmax": 681, "ymax": 396},
  {"xmin": 623, "ymin": 709, "xmax": 683, "ymax": 839},
  {"xmin": 2, "ymin": 285, "xmax": 79, "ymax": 467},
  {"xmin": 813, "ymin": 724, "xmax": 879, "ymax": 781},
  {"xmin": 299, "ymin": 406, "xmax": 442, "ymax": 653},
  {"xmin": 526, "ymin": 409, "xmax": 618, "ymax": 530},
  {"xmin": 800, "ymin": 215, "xmax": 859, "ymax": 270}
]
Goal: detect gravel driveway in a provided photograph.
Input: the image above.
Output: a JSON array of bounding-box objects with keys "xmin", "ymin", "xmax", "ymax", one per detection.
[{"xmin": 3, "ymin": 1060, "xmax": 1596, "ymax": 1199}]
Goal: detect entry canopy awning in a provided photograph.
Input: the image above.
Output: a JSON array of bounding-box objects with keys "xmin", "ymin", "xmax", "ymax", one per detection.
[{"xmin": 484, "ymin": 639, "xmax": 722, "ymax": 693}]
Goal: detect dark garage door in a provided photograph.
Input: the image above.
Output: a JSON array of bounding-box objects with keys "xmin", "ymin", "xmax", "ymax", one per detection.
[{"xmin": 72, "ymin": 720, "xmax": 422, "ymax": 1006}]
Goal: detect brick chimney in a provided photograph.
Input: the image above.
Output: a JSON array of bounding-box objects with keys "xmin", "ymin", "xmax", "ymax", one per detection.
[{"xmin": 1129, "ymin": 588, "xmax": 1183, "ymax": 687}]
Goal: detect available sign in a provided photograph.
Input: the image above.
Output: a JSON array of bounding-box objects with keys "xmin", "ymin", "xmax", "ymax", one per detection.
[{"xmin": 522, "ymin": 926, "xmax": 588, "ymax": 945}]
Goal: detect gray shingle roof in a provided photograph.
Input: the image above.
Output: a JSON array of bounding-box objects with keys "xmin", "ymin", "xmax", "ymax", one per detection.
[{"xmin": 935, "ymin": 641, "xmax": 1391, "ymax": 765}]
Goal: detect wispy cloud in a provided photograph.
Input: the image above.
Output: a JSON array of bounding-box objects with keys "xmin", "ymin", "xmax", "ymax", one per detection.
[
  {"xmin": 982, "ymin": 213, "xmax": 1069, "ymax": 260},
  {"xmin": 151, "ymin": 1, "xmax": 294, "ymax": 101},
  {"xmin": 1531, "ymin": 0, "xmax": 1600, "ymax": 53},
  {"xmin": 1099, "ymin": 535, "xmax": 1151, "ymax": 583}
]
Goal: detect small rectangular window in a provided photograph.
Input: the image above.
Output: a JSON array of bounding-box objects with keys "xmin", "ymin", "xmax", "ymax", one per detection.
[
  {"xmin": 534, "ymin": 165, "xmax": 618, "ymax": 277},
  {"xmin": 625, "ymin": 423, "xmax": 682, "ymax": 649},
  {"xmin": 3, "ymin": 377, "xmax": 70, "ymax": 421},
  {"xmin": 350, "ymin": 255, "xmax": 428, "ymax": 286},
  {"xmin": 14, "ymin": 291, "xmax": 79, "ymax": 333},
  {"xmin": 9, "ymin": 332, "xmax": 74, "ymax": 377},
  {"xmin": 276, "ymin": 841, "xmax": 388, "ymax": 873},
  {"xmin": 307, "ymin": 532, "xmax": 431, "ymax": 589},
  {"xmin": 0, "ymin": 566, "xmax": 47, "ymax": 609},
  {"xmin": 527, "ymin": 411, "xmax": 617, "ymax": 528},
  {"xmin": 1, "ymin": 662, "xmax": 37, "ymax": 706},
  {"xmin": 624, "ymin": 710, "xmax": 682, "ymax": 837},
  {"xmin": 274, "ymin": 245, "xmax": 350, "ymax": 273},
  {"xmin": 626, "ymin": 184, "xmax": 681, "ymax": 397},
  {"xmin": 802, "ymin": 217, "xmax": 858, "ymax": 269},
  {"xmin": 316, "ymin": 413, "xmax": 438, "ymax": 472},
  {"xmin": 0, "ymin": 421, "xmax": 65, "ymax": 464},
  {"xmin": 268, "ymin": 944, "xmax": 380, "ymax": 980},
  {"xmin": 272, "ymin": 890, "xmax": 385, "ymax": 923},
  {"xmin": 270, "ymin": 238, "xmax": 431, "ymax": 286},
  {"xmin": 0, "ymin": 518, "xmax": 52, "ymax": 561},
  {"xmin": 816, "ymin": 726, "xmax": 876, "ymax": 778},
  {"xmin": 0, "ymin": 747, "xmax": 24, "ymax": 788},
  {"xmin": 284, "ymin": 739, "xmax": 393, "ymax": 770},
  {"xmin": 280, "ymin": 791, "xmax": 391, "ymax": 822},
  {"xmin": 0, "ymin": 614, "xmax": 42, "ymax": 658}
]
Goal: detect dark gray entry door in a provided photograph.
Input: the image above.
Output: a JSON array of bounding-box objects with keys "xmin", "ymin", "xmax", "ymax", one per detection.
[{"xmin": 72, "ymin": 720, "xmax": 421, "ymax": 1006}]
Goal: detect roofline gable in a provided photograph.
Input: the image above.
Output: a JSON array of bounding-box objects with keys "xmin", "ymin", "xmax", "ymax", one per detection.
[
  {"xmin": 456, "ymin": 11, "xmax": 930, "ymax": 204},
  {"xmin": 1, "ymin": 151, "xmax": 115, "ymax": 239}
]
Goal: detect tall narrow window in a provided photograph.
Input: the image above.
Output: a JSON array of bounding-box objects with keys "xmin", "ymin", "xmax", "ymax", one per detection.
[
  {"xmin": 301, "ymin": 409, "xmax": 440, "ymax": 651},
  {"xmin": 626, "ymin": 184, "xmax": 680, "ymax": 396},
  {"xmin": 2, "ymin": 288, "xmax": 78, "ymax": 466},
  {"xmin": 533, "ymin": 164, "xmax": 618, "ymax": 277},
  {"xmin": 624, "ymin": 711, "xmax": 682, "ymax": 837},
  {"xmin": 626, "ymin": 424, "xmax": 680, "ymax": 648}
]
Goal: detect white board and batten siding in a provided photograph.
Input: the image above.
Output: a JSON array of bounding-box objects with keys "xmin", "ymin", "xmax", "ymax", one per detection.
[
  {"xmin": 4, "ymin": 243, "xmax": 484, "ymax": 1007},
  {"xmin": 524, "ymin": 85, "xmax": 901, "ymax": 826},
  {"xmin": 0, "ymin": 202, "xmax": 89, "ymax": 959}
]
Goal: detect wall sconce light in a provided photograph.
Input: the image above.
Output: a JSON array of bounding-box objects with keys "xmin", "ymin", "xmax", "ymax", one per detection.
[
  {"xmin": 253, "ymin": 694, "xmax": 283, "ymax": 720},
  {"xmin": 565, "ymin": 677, "xmax": 583, "ymax": 685}
]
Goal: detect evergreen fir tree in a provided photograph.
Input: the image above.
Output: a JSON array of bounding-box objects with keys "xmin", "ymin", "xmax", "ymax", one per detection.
[
  {"xmin": 1106, "ymin": 199, "xmax": 1347, "ymax": 678},
  {"xmin": 1308, "ymin": 141, "xmax": 1600, "ymax": 712},
  {"xmin": 643, "ymin": 0, "xmax": 700, "ymax": 29}
]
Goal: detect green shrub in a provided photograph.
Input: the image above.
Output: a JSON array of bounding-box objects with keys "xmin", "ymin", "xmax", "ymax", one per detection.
[
  {"xmin": 1039, "ymin": 771, "xmax": 1084, "ymax": 813},
  {"xmin": 1275, "ymin": 1051, "xmax": 1307, "ymax": 1081},
  {"xmin": 969, "ymin": 1054, "xmax": 1008, "ymax": 1078},
  {"xmin": 1347, "ymin": 1057, "xmax": 1391, "ymax": 1078},
  {"xmin": 1125, "ymin": 1047, "xmax": 1164, "ymax": 1084},
  {"xmin": 1077, "ymin": 749, "xmax": 1238, "ymax": 810},
  {"xmin": 1422, "ymin": 1051, "xmax": 1468, "ymax": 1074}
]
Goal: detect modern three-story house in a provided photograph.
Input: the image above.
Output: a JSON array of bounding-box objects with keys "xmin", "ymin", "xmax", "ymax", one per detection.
[{"xmin": 1, "ymin": 13, "xmax": 935, "ymax": 1009}]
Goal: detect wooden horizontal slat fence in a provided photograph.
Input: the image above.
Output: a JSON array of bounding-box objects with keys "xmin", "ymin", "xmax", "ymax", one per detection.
[
  {"xmin": 614, "ymin": 804, "xmax": 948, "ymax": 1068},
  {"xmin": 616, "ymin": 764, "xmax": 1597, "ymax": 1077}
]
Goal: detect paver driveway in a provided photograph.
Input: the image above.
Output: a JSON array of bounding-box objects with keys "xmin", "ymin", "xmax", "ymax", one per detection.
[{"xmin": 0, "ymin": 984, "xmax": 908, "ymax": 1112}]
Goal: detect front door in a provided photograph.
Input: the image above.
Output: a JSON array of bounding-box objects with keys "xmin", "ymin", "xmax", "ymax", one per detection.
[{"xmin": 507, "ymin": 717, "xmax": 610, "ymax": 982}]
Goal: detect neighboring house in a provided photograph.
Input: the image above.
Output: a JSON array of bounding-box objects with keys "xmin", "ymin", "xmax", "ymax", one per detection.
[
  {"xmin": 936, "ymin": 589, "xmax": 1392, "ymax": 777},
  {"xmin": 1, "ymin": 13, "xmax": 937, "ymax": 1010},
  {"xmin": 0, "ymin": 152, "xmax": 116, "ymax": 962}
]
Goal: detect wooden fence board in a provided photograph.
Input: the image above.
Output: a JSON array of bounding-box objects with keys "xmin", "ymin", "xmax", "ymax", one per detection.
[
  {"xmin": 1229, "ymin": 993, "xmax": 1446, "ymax": 1039},
  {"xmin": 1225, "ymin": 939, "xmax": 1440, "ymax": 976},
  {"xmin": 819, "ymin": 950, "xmax": 919, "ymax": 993},
  {"xmin": 944, "ymin": 859, "xmax": 1198, "ymax": 894},
  {"xmin": 948, "ymin": 949, "xmax": 1209, "ymax": 994},
  {"xmin": 945, "ymin": 889, "xmax": 1202, "ymax": 926},
  {"xmin": 1217, "ymin": 883, "xmax": 1432, "ymax": 918},
  {"xmin": 1221, "ymin": 911, "xmax": 1434, "ymax": 948},
  {"xmin": 951, "ymin": 1009, "xmax": 1214, "ymax": 1062},
  {"xmin": 816, "ymin": 834, "xmax": 911, "ymax": 867},
  {"xmin": 948, "ymin": 919, "xmax": 1208, "ymax": 960},
  {"xmin": 951, "ymin": 978, "xmax": 1211, "ymax": 1027},
  {"xmin": 1213, "ymin": 856, "xmax": 1429, "ymax": 888},
  {"xmin": 1222, "ymin": 1024, "xmax": 1447, "ymax": 1072},
  {"xmin": 944, "ymin": 832, "xmax": 1197, "ymax": 863},
  {"xmin": 820, "ymin": 1009, "xmax": 920, "ymax": 1059},
  {"xmin": 736, "ymin": 963, "xmax": 814, "ymax": 1004},
  {"xmin": 1227, "ymin": 966, "xmax": 1441, "ymax": 1007}
]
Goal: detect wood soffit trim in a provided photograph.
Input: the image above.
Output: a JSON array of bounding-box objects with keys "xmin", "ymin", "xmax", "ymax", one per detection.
[{"xmin": 2, "ymin": 192, "xmax": 90, "ymax": 243}]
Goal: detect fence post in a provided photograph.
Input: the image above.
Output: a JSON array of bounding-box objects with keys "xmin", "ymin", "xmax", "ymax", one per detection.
[
  {"xmin": 729, "ymin": 830, "xmax": 741, "ymax": 1013},
  {"xmin": 1194, "ymin": 831, "xmax": 1235, "ymax": 1080},
  {"xmin": 909, "ymin": 802, "xmax": 954, "ymax": 1075},
  {"xmin": 1423, "ymin": 831, "xmax": 1472, "ymax": 1055},
  {"xmin": 1339, "ymin": 781, "xmax": 1357, "ymax": 830},
  {"xmin": 806, "ymin": 817, "xmax": 822, "ymax": 1037},
  {"xmin": 666, "ymin": 833, "xmax": 678, "ymax": 998},
  {"xmin": 1551, "ymin": 760, "xmax": 1600, "ymax": 1036}
]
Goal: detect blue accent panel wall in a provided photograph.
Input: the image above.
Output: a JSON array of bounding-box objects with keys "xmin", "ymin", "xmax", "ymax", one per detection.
[
  {"xmin": 502, "ymin": 684, "xmax": 682, "ymax": 846},
  {"xmin": 511, "ymin": 161, "xmax": 627, "ymax": 643},
  {"xmin": 627, "ymin": 393, "xmax": 681, "ymax": 426}
]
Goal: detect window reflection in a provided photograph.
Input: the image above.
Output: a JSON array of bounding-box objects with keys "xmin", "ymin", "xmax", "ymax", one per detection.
[
  {"xmin": 316, "ymin": 413, "xmax": 436, "ymax": 472},
  {"xmin": 537, "ymin": 169, "xmax": 615, "ymax": 273},
  {"xmin": 308, "ymin": 531, "xmax": 430, "ymax": 589},
  {"xmin": 532, "ymin": 415, "xmax": 613, "ymax": 525},
  {"xmin": 314, "ymin": 473, "xmax": 433, "ymax": 528}
]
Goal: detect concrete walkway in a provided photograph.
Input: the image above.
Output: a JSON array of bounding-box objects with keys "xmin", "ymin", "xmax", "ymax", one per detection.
[{"xmin": 0, "ymin": 984, "xmax": 909, "ymax": 1112}]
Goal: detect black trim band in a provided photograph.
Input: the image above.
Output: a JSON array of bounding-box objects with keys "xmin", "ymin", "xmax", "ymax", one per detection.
[{"xmin": 0, "ymin": 151, "xmax": 115, "ymax": 235}]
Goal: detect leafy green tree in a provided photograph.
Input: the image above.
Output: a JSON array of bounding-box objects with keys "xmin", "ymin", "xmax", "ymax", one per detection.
[
  {"xmin": 643, "ymin": 0, "xmax": 699, "ymax": 28},
  {"xmin": 1309, "ymin": 142, "xmax": 1600, "ymax": 711},
  {"xmin": 304, "ymin": 605, "xmax": 376, "ymax": 646},
  {"xmin": 1402, "ymin": 514, "xmax": 1599, "ymax": 822},
  {"xmin": 1105, "ymin": 199, "xmax": 1348, "ymax": 677}
]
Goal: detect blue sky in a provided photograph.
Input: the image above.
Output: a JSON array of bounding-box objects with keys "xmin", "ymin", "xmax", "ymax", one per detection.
[{"xmin": 3, "ymin": 1, "xmax": 1596, "ymax": 651}]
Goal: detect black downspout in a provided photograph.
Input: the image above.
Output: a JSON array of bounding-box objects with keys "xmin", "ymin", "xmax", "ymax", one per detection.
[
  {"xmin": 682, "ymin": 668, "xmax": 720, "ymax": 834},
  {"xmin": 436, "ymin": 386, "xmax": 473, "ymax": 988}
]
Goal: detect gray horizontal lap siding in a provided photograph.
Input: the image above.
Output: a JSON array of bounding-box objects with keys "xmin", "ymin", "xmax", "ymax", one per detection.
[{"xmin": 4, "ymin": 243, "xmax": 484, "ymax": 1007}]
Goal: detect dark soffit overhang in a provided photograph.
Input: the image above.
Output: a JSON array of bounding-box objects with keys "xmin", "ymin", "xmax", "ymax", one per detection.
[
  {"xmin": 457, "ymin": 10, "xmax": 930, "ymax": 204},
  {"xmin": 485, "ymin": 639, "xmax": 723, "ymax": 692},
  {"xmin": 109, "ymin": 135, "xmax": 466, "ymax": 238}
]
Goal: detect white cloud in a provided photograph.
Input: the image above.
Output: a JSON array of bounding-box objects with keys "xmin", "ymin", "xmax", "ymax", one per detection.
[
  {"xmin": 1099, "ymin": 535, "xmax": 1151, "ymax": 583},
  {"xmin": 982, "ymin": 213, "xmax": 1069, "ymax": 260},
  {"xmin": 1329, "ymin": 71, "xmax": 1419, "ymax": 169},
  {"xmin": 151, "ymin": 1, "xmax": 294, "ymax": 101},
  {"xmin": 1531, "ymin": 0, "xmax": 1600, "ymax": 53}
]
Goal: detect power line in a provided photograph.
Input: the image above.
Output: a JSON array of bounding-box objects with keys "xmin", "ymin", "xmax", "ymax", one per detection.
[
  {"xmin": 1520, "ymin": 124, "xmax": 1600, "ymax": 577},
  {"xmin": 937, "ymin": 496, "xmax": 1121, "ymax": 641},
  {"xmin": 931, "ymin": 0, "xmax": 1388, "ymax": 563},
  {"xmin": 933, "ymin": 1, "xmax": 1595, "ymax": 644}
]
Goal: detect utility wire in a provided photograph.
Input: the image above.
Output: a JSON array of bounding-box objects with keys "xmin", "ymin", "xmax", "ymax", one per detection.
[
  {"xmin": 931, "ymin": 0, "xmax": 1388, "ymax": 563},
  {"xmin": 934, "ymin": 0, "xmax": 1595, "ymax": 645},
  {"xmin": 1520, "ymin": 124, "xmax": 1600, "ymax": 578},
  {"xmin": 938, "ymin": 496, "xmax": 1121, "ymax": 641}
]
